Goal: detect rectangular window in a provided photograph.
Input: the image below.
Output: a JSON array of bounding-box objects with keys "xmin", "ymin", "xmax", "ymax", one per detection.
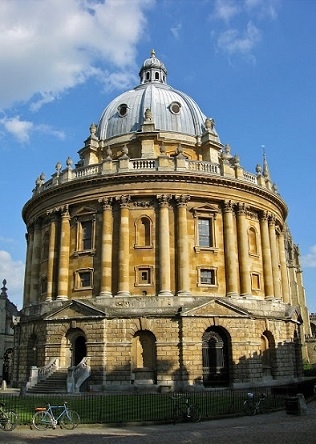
[
  {"xmin": 135, "ymin": 266, "xmax": 153, "ymax": 286},
  {"xmin": 198, "ymin": 218, "xmax": 213, "ymax": 247},
  {"xmin": 74, "ymin": 269, "xmax": 94, "ymax": 290},
  {"xmin": 79, "ymin": 271, "xmax": 91, "ymax": 288},
  {"xmin": 140, "ymin": 269, "xmax": 150, "ymax": 284},
  {"xmin": 200, "ymin": 268, "xmax": 216, "ymax": 285},
  {"xmin": 251, "ymin": 273, "xmax": 260, "ymax": 290},
  {"xmin": 81, "ymin": 221, "xmax": 92, "ymax": 250}
]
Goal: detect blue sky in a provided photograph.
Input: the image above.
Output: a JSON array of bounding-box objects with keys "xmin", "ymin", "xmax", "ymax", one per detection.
[{"xmin": 0, "ymin": 0, "xmax": 315, "ymax": 311}]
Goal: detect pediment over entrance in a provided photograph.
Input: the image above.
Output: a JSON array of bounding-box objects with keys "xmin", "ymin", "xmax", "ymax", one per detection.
[
  {"xmin": 181, "ymin": 299, "xmax": 251, "ymax": 318},
  {"xmin": 44, "ymin": 300, "xmax": 105, "ymax": 321}
]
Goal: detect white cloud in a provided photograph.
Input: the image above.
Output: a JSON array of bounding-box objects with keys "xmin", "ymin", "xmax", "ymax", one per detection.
[
  {"xmin": 210, "ymin": 0, "xmax": 280, "ymax": 60},
  {"xmin": 0, "ymin": 250, "xmax": 24, "ymax": 310},
  {"xmin": 0, "ymin": 116, "xmax": 65, "ymax": 143},
  {"xmin": 0, "ymin": 0, "xmax": 155, "ymax": 111},
  {"xmin": 170, "ymin": 23, "xmax": 182, "ymax": 39},
  {"xmin": 1, "ymin": 116, "xmax": 33, "ymax": 143},
  {"xmin": 213, "ymin": 0, "xmax": 240, "ymax": 23},
  {"xmin": 245, "ymin": 0, "xmax": 279, "ymax": 20},
  {"xmin": 217, "ymin": 21, "xmax": 261, "ymax": 57},
  {"xmin": 301, "ymin": 245, "xmax": 316, "ymax": 268}
]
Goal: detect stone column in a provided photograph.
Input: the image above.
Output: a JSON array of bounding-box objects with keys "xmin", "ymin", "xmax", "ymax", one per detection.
[
  {"xmin": 116, "ymin": 195, "xmax": 131, "ymax": 297},
  {"xmin": 176, "ymin": 195, "xmax": 191, "ymax": 296},
  {"xmin": 269, "ymin": 215, "xmax": 281, "ymax": 299},
  {"xmin": 157, "ymin": 195, "xmax": 173, "ymax": 296},
  {"xmin": 23, "ymin": 228, "xmax": 33, "ymax": 306},
  {"xmin": 259, "ymin": 211, "xmax": 274, "ymax": 299},
  {"xmin": 99, "ymin": 197, "xmax": 113, "ymax": 297},
  {"xmin": 30, "ymin": 219, "xmax": 42, "ymax": 303},
  {"xmin": 278, "ymin": 228, "xmax": 290, "ymax": 303},
  {"xmin": 57, "ymin": 205, "xmax": 70, "ymax": 300},
  {"xmin": 236, "ymin": 203, "xmax": 251, "ymax": 296},
  {"xmin": 223, "ymin": 200, "xmax": 239, "ymax": 297},
  {"xmin": 46, "ymin": 213, "xmax": 57, "ymax": 301}
]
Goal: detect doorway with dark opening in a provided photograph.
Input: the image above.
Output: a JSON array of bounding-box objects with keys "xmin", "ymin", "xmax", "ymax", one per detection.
[{"xmin": 202, "ymin": 326, "xmax": 231, "ymax": 387}]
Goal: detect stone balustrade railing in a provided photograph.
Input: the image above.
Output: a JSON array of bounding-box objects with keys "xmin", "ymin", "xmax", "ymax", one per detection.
[
  {"xmin": 67, "ymin": 357, "xmax": 91, "ymax": 393},
  {"xmin": 26, "ymin": 357, "xmax": 59, "ymax": 390},
  {"xmin": 33, "ymin": 156, "xmax": 267, "ymax": 196}
]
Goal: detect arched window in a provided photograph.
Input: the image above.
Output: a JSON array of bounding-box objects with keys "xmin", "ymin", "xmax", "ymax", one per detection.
[
  {"xmin": 248, "ymin": 226, "xmax": 258, "ymax": 255},
  {"xmin": 261, "ymin": 330, "xmax": 276, "ymax": 379},
  {"xmin": 131, "ymin": 330, "xmax": 157, "ymax": 384},
  {"xmin": 132, "ymin": 330, "xmax": 156, "ymax": 369},
  {"xmin": 135, "ymin": 216, "xmax": 152, "ymax": 248}
]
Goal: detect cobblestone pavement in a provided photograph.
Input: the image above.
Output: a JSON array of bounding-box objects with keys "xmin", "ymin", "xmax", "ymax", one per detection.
[{"xmin": 2, "ymin": 400, "xmax": 316, "ymax": 444}]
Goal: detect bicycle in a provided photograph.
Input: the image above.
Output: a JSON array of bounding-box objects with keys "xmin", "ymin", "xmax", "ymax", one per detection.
[
  {"xmin": 170, "ymin": 394, "xmax": 201, "ymax": 424},
  {"xmin": 0, "ymin": 402, "xmax": 19, "ymax": 431},
  {"xmin": 32, "ymin": 402, "xmax": 80, "ymax": 430},
  {"xmin": 243, "ymin": 392, "xmax": 272, "ymax": 416}
]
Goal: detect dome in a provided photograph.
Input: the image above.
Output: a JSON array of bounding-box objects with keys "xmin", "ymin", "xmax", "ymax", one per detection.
[{"xmin": 97, "ymin": 50, "xmax": 218, "ymax": 141}]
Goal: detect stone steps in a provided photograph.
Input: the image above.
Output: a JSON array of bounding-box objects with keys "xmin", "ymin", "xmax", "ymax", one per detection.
[{"xmin": 27, "ymin": 368, "xmax": 68, "ymax": 394}]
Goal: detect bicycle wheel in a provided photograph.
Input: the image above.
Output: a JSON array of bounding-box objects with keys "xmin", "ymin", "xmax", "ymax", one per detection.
[
  {"xmin": 60, "ymin": 410, "xmax": 80, "ymax": 430},
  {"xmin": 188, "ymin": 404, "xmax": 201, "ymax": 422},
  {"xmin": 259, "ymin": 398, "xmax": 273, "ymax": 414},
  {"xmin": 1, "ymin": 410, "xmax": 18, "ymax": 431},
  {"xmin": 32, "ymin": 411, "xmax": 52, "ymax": 430},
  {"xmin": 243, "ymin": 400, "xmax": 256, "ymax": 416}
]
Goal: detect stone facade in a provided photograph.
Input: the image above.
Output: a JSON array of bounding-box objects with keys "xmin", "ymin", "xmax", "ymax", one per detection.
[
  {"xmin": 12, "ymin": 51, "xmax": 311, "ymax": 391},
  {"xmin": 0, "ymin": 280, "xmax": 19, "ymax": 386}
]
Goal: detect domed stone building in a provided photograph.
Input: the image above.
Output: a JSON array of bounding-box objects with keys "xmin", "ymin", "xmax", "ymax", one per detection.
[{"xmin": 13, "ymin": 51, "xmax": 311, "ymax": 392}]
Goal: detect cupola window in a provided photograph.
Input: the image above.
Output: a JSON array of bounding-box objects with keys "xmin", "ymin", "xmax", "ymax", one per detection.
[
  {"xmin": 118, "ymin": 104, "xmax": 128, "ymax": 117},
  {"xmin": 169, "ymin": 101, "xmax": 181, "ymax": 115}
]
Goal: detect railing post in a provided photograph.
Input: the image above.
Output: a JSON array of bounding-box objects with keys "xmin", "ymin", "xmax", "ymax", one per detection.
[{"xmin": 26, "ymin": 366, "xmax": 39, "ymax": 389}]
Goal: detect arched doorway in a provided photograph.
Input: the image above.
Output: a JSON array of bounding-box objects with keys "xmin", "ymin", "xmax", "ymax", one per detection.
[
  {"xmin": 202, "ymin": 327, "xmax": 231, "ymax": 387},
  {"xmin": 66, "ymin": 329, "xmax": 87, "ymax": 367}
]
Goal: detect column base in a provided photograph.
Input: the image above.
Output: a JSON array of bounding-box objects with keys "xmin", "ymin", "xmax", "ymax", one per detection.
[
  {"xmin": 98, "ymin": 291, "xmax": 113, "ymax": 298},
  {"xmin": 265, "ymin": 296, "xmax": 275, "ymax": 301},
  {"xmin": 56, "ymin": 295, "xmax": 68, "ymax": 301},
  {"xmin": 176, "ymin": 290, "xmax": 192, "ymax": 296},
  {"xmin": 226, "ymin": 292, "xmax": 240, "ymax": 298},
  {"xmin": 115, "ymin": 291, "xmax": 131, "ymax": 297},
  {"xmin": 158, "ymin": 290, "xmax": 174, "ymax": 296}
]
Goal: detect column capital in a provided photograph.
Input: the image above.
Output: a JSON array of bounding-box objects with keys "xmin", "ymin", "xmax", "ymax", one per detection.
[
  {"xmin": 60, "ymin": 204, "xmax": 70, "ymax": 218},
  {"xmin": 236, "ymin": 202, "xmax": 248, "ymax": 215},
  {"xmin": 157, "ymin": 194, "xmax": 172, "ymax": 207},
  {"xmin": 116, "ymin": 195, "xmax": 131, "ymax": 208},
  {"xmin": 268, "ymin": 213, "xmax": 277, "ymax": 225},
  {"xmin": 223, "ymin": 199, "xmax": 235, "ymax": 213},
  {"xmin": 98, "ymin": 196, "xmax": 113, "ymax": 210},
  {"xmin": 175, "ymin": 194, "xmax": 190, "ymax": 207},
  {"xmin": 259, "ymin": 210, "xmax": 270, "ymax": 221}
]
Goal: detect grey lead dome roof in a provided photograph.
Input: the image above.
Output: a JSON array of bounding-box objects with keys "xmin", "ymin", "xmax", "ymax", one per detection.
[{"xmin": 97, "ymin": 50, "xmax": 216, "ymax": 140}]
